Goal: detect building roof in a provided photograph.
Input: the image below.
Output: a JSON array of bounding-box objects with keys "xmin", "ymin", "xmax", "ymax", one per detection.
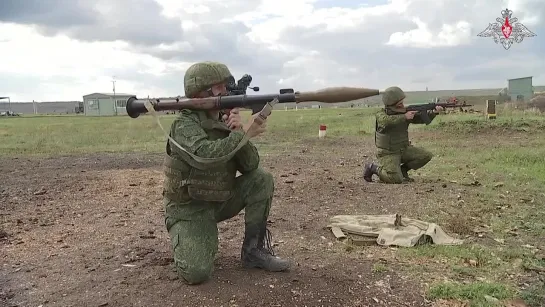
[
  {"xmin": 508, "ymin": 76, "xmax": 533, "ymax": 81},
  {"xmin": 83, "ymin": 92, "xmax": 135, "ymax": 98}
]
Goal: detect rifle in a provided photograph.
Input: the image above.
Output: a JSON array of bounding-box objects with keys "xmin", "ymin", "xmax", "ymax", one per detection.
[
  {"xmin": 226, "ymin": 74, "xmax": 259, "ymax": 95},
  {"xmin": 386, "ymin": 102, "xmax": 473, "ymax": 125},
  {"xmin": 125, "ymin": 87, "xmax": 381, "ymax": 119}
]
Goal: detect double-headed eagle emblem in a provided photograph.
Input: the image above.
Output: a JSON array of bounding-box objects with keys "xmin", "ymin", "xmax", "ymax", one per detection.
[{"xmin": 477, "ymin": 8, "xmax": 536, "ymax": 50}]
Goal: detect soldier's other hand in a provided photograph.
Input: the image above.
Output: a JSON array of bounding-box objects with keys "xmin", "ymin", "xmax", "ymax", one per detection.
[
  {"xmin": 434, "ymin": 106, "xmax": 444, "ymax": 113},
  {"xmin": 226, "ymin": 108, "xmax": 243, "ymax": 130},
  {"xmin": 405, "ymin": 111, "xmax": 417, "ymax": 119}
]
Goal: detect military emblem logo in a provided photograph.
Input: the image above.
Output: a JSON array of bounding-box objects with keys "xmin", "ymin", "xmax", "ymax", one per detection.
[{"xmin": 477, "ymin": 8, "xmax": 536, "ymax": 50}]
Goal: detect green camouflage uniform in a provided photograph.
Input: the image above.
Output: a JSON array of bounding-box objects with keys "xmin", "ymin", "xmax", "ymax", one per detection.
[
  {"xmin": 163, "ymin": 61, "xmax": 290, "ymax": 285},
  {"xmin": 363, "ymin": 86, "xmax": 435, "ymax": 184}
]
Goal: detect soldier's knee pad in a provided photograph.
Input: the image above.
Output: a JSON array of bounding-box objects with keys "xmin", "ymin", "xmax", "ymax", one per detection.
[
  {"xmin": 391, "ymin": 175, "xmax": 404, "ymax": 184},
  {"xmin": 172, "ymin": 248, "xmax": 214, "ymax": 285},
  {"xmin": 380, "ymin": 172, "xmax": 404, "ymax": 184},
  {"xmin": 177, "ymin": 264, "xmax": 213, "ymax": 285}
]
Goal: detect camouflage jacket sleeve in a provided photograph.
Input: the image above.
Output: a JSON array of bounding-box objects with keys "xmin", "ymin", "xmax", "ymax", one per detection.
[
  {"xmin": 233, "ymin": 141, "xmax": 260, "ymax": 173},
  {"xmin": 170, "ymin": 114, "xmax": 245, "ymax": 158},
  {"xmin": 409, "ymin": 110, "xmax": 437, "ymax": 124},
  {"xmin": 375, "ymin": 111, "xmax": 407, "ymax": 131}
]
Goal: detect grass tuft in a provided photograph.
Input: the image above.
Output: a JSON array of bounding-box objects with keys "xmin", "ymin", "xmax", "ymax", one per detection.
[{"xmin": 426, "ymin": 281, "xmax": 515, "ymax": 306}]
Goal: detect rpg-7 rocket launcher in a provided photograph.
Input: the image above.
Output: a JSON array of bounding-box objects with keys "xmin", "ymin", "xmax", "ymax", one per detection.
[{"xmin": 125, "ymin": 86, "xmax": 381, "ymax": 118}]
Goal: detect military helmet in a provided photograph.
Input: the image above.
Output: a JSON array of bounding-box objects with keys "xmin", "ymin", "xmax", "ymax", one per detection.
[
  {"xmin": 382, "ymin": 86, "xmax": 406, "ymax": 107},
  {"xmin": 184, "ymin": 61, "xmax": 233, "ymax": 98}
]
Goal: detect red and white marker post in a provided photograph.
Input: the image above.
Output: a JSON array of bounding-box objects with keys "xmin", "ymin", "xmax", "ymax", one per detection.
[{"xmin": 319, "ymin": 124, "xmax": 327, "ymax": 138}]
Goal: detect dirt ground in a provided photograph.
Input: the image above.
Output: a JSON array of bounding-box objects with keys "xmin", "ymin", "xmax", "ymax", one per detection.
[{"xmin": 0, "ymin": 136, "xmax": 515, "ymax": 307}]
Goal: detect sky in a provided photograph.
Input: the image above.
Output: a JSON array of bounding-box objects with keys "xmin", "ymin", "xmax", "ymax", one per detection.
[{"xmin": 0, "ymin": 0, "xmax": 543, "ymax": 102}]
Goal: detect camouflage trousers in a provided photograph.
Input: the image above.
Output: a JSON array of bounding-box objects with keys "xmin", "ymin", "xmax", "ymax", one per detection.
[
  {"xmin": 376, "ymin": 145, "xmax": 433, "ymax": 184},
  {"xmin": 163, "ymin": 167, "xmax": 273, "ymax": 285}
]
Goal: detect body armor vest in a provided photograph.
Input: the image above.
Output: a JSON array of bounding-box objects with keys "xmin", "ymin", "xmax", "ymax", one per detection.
[
  {"xmin": 163, "ymin": 111, "xmax": 237, "ymax": 203},
  {"xmin": 374, "ymin": 110, "xmax": 410, "ymax": 151}
]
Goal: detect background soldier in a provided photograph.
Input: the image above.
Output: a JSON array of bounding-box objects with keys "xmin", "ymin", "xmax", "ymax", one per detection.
[
  {"xmin": 363, "ymin": 86, "xmax": 443, "ymax": 183},
  {"xmin": 162, "ymin": 61, "xmax": 290, "ymax": 285}
]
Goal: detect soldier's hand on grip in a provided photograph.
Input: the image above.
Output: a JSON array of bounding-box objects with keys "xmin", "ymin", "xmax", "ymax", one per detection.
[
  {"xmin": 405, "ymin": 111, "xmax": 417, "ymax": 120},
  {"xmin": 223, "ymin": 108, "xmax": 243, "ymax": 130}
]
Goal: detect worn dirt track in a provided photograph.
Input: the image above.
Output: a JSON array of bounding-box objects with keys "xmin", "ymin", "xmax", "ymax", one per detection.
[{"xmin": 1, "ymin": 137, "xmax": 474, "ymax": 307}]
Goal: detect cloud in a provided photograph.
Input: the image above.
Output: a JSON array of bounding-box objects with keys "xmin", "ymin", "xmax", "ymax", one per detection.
[
  {"xmin": 387, "ymin": 18, "xmax": 472, "ymax": 48},
  {"xmin": 0, "ymin": 0, "xmax": 183, "ymax": 46},
  {"xmin": 0, "ymin": 0, "xmax": 544, "ymax": 102}
]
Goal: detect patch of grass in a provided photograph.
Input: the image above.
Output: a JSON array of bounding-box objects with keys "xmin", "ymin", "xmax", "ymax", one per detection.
[
  {"xmin": 423, "ymin": 111, "xmax": 545, "ymax": 134},
  {"xmin": 483, "ymin": 148, "xmax": 545, "ymax": 183},
  {"xmin": 521, "ymin": 255, "xmax": 545, "ymax": 272},
  {"xmin": 399, "ymin": 244, "xmax": 503, "ymax": 268},
  {"xmin": 426, "ymin": 281, "xmax": 515, "ymax": 306},
  {"xmin": 498, "ymin": 248, "xmax": 536, "ymax": 262},
  {"xmin": 451, "ymin": 266, "xmax": 478, "ymax": 279},
  {"xmin": 407, "ymin": 112, "xmax": 545, "ymax": 251},
  {"xmin": 2, "ymin": 107, "xmax": 543, "ymax": 157},
  {"xmin": 372, "ymin": 263, "xmax": 388, "ymax": 273},
  {"xmin": 520, "ymin": 280, "xmax": 545, "ymax": 307},
  {"xmin": 445, "ymin": 214, "xmax": 477, "ymax": 236},
  {"xmin": 0, "ymin": 108, "xmax": 379, "ymax": 156},
  {"xmin": 399, "ymin": 241, "xmax": 545, "ymax": 306},
  {"xmin": 398, "ymin": 243, "xmax": 544, "ymax": 287},
  {"xmin": 0, "ymin": 115, "xmax": 169, "ymax": 155}
]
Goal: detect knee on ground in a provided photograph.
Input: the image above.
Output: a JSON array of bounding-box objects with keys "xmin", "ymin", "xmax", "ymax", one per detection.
[{"xmin": 178, "ymin": 263, "xmax": 213, "ymax": 285}]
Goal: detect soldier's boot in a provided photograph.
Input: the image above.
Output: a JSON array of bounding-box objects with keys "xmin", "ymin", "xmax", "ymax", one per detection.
[
  {"xmin": 241, "ymin": 224, "xmax": 290, "ymax": 272},
  {"xmin": 400, "ymin": 164, "xmax": 414, "ymax": 182},
  {"xmin": 363, "ymin": 162, "xmax": 379, "ymax": 182}
]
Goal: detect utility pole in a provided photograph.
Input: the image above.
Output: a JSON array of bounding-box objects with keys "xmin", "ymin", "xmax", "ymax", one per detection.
[{"xmin": 112, "ymin": 76, "xmax": 117, "ymax": 115}]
